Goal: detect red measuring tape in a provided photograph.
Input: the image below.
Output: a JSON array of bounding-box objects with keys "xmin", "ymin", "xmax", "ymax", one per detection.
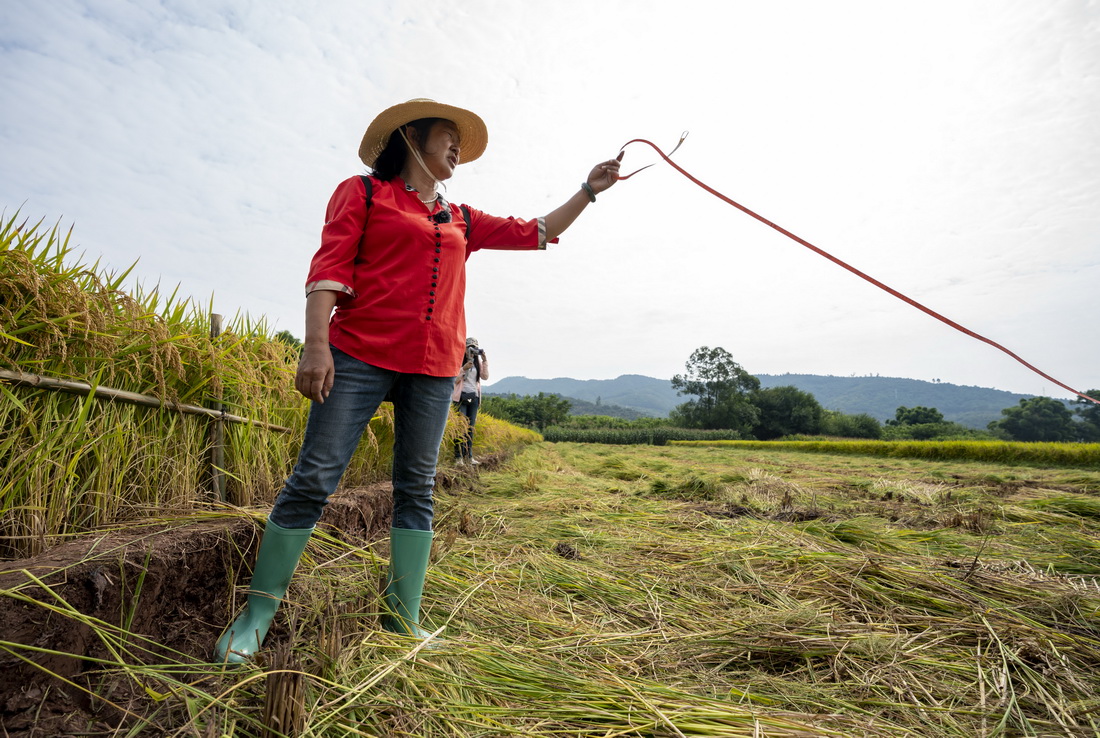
[{"xmin": 619, "ymin": 136, "xmax": 1098, "ymax": 405}]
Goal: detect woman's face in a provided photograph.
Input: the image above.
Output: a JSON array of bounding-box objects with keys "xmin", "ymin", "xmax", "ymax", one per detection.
[{"xmin": 413, "ymin": 120, "xmax": 462, "ymax": 181}]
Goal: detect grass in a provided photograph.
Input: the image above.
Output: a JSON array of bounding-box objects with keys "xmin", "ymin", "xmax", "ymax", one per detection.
[{"xmin": 7, "ymin": 441, "xmax": 1100, "ymax": 736}]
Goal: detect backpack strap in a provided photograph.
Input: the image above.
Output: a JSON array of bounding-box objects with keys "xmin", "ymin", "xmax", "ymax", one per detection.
[
  {"xmin": 461, "ymin": 204, "xmax": 472, "ymax": 240},
  {"xmin": 358, "ymin": 174, "xmax": 373, "ymax": 208},
  {"xmin": 359, "ymin": 174, "xmax": 471, "ymax": 240}
]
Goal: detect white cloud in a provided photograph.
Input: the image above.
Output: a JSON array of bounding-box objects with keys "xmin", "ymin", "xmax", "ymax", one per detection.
[{"xmin": 1, "ymin": 0, "xmax": 1097, "ymax": 397}]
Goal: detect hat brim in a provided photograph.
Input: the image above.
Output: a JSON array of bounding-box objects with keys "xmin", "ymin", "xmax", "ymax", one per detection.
[{"xmin": 359, "ymin": 99, "xmax": 488, "ymax": 168}]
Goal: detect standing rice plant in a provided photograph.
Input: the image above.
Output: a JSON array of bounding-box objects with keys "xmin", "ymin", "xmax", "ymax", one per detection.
[
  {"xmin": 1, "ymin": 214, "xmax": 539, "ymax": 557},
  {"xmin": 1, "ymin": 214, "xmax": 309, "ymax": 555},
  {"xmin": 472, "ymin": 412, "xmax": 542, "ymax": 459},
  {"xmin": 675, "ymin": 440, "xmax": 1100, "ymax": 468},
  {"xmin": 0, "ymin": 220, "xmax": 290, "ymax": 552}
]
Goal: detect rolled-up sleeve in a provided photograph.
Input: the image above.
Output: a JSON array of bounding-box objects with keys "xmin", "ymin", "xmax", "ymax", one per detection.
[
  {"xmin": 305, "ymin": 177, "xmax": 368, "ymax": 297},
  {"xmin": 463, "ymin": 206, "xmax": 559, "ymax": 253}
]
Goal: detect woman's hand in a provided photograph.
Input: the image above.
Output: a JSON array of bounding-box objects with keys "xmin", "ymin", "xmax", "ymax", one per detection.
[
  {"xmin": 586, "ymin": 152, "xmax": 622, "ymax": 195},
  {"xmin": 297, "ymin": 290, "xmax": 339, "ymax": 402},
  {"xmin": 543, "ymin": 153, "xmax": 624, "ymax": 241},
  {"xmin": 296, "ymin": 344, "xmax": 335, "ymax": 402}
]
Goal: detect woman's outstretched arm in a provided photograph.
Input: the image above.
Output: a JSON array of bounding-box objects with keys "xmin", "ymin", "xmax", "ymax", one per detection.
[{"xmin": 542, "ymin": 155, "xmax": 622, "ymax": 242}]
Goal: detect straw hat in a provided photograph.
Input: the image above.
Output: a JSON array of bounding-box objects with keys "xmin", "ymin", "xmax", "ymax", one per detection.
[{"xmin": 358, "ymin": 98, "xmax": 488, "ymax": 168}]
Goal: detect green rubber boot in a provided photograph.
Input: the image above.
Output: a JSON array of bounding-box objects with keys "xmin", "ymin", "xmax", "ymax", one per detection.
[
  {"xmin": 215, "ymin": 519, "xmax": 313, "ymax": 664},
  {"xmin": 382, "ymin": 527, "xmax": 435, "ymax": 640}
]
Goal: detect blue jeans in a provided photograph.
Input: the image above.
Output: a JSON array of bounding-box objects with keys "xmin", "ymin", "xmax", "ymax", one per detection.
[
  {"xmin": 453, "ymin": 393, "xmax": 479, "ymax": 458},
  {"xmin": 270, "ymin": 347, "xmax": 455, "ymax": 531}
]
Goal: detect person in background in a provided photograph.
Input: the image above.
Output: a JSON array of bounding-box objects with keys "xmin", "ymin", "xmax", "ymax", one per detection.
[
  {"xmin": 215, "ymin": 98, "xmax": 621, "ymax": 662},
  {"xmin": 452, "ymin": 337, "xmax": 488, "ymax": 465}
]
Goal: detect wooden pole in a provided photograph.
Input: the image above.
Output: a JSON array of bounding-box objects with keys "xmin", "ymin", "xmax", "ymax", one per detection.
[
  {"xmin": 0, "ymin": 369, "xmax": 292, "ymax": 433},
  {"xmin": 209, "ymin": 313, "xmax": 227, "ymax": 502}
]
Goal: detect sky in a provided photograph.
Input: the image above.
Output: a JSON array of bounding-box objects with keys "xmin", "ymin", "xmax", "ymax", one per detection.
[{"xmin": 2, "ymin": 0, "xmax": 1097, "ymax": 400}]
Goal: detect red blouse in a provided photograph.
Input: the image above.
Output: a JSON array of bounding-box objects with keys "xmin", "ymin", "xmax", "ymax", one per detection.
[{"xmin": 305, "ymin": 176, "xmax": 546, "ymax": 377}]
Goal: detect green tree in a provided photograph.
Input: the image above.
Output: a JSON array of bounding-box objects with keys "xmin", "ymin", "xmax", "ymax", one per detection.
[
  {"xmin": 821, "ymin": 410, "xmax": 882, "ymax": 439},
  {"xmin": 882, "ymin": 420, "xmax": 983, "ymax": 441},
  {"xmin": 669, "ymin": 346, "xmax": 760, "ymax": 432},
  {"xmin": 480, "ymin": 392, "xmax": 571, "ymax": 431},
  {"xmin": 1073, "ymin": 390, "xmax": 1100, "ymax": 442},
  {"xmin": 274, "ymin": 330, "xmax": 302, "ymax": 351},
  {"xmin": 988, "ymin": 397, "xmax": 1075, "ymax": 442},
  {"xmin": 750, "ymin": 385, "xmax": 824, "ymax": 440},
  {"xmin": 554, "ymin": 415, "xmax": 669, "ymax": 430},
  {"xmin": 886, "ymin": 406, "xmax": 945, "ymax": 426}
]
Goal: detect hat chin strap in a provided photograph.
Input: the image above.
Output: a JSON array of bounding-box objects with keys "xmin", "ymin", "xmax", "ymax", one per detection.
[{"xmin": 398, "ymin": 127, "xmax": 444, "ymax": 194}]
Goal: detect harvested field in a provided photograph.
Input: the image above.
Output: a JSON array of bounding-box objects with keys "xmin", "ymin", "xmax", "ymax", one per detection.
[{"xmin": 3, "ymin": 444, "xmax": 1100, "ymax": 736}]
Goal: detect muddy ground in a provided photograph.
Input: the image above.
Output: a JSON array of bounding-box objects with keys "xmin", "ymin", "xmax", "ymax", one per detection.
[{"xmin": 0, "ymin": 482, "xmax": 400, "ymax": 737}]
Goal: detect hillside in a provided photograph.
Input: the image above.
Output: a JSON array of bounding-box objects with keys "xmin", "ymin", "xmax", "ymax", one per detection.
[
  {"xmin": 484, "ymin": 373, "xmax": 1050, "ymax": 429},
  {"xmin": 484, "ymin": 374, "xmax": 676, "ymax": 418}
]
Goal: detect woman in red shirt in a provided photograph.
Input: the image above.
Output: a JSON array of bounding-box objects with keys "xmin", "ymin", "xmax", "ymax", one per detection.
[{"xmin": 216, "ymin": 99, "xmax": 620, "ymax": 662}]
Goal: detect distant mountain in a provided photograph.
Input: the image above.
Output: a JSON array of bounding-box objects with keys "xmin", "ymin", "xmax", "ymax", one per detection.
[
  {"xmin": 484, "ymin": 374, "xmax": 1051, "ymax": 429},
  {"xmin": 755, "ymin": 374, "xmax": 1043, "ymax": 429},
  {"xmin": 564, "ymin": 397, "xmax": 653, "ymax": 421},
  {"xmin": 485, "ymin": 374, "xmax": 675, "ymax": 418}
]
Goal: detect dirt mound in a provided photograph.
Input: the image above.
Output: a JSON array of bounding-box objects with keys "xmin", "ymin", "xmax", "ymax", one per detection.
[{"xmin": 0, "ymin": 483, "xmax": 393, "ymax": 736}]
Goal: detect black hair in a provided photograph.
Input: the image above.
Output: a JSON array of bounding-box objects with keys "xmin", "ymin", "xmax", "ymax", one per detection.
[{"xmin": 371, "ymin": 117, "xmax": 443, "ymax": 181}]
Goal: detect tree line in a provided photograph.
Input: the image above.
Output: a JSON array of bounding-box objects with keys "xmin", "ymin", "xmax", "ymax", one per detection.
[{"xmin": 482, "ymin": 346, "xmax": 1100, "ymax": 443}]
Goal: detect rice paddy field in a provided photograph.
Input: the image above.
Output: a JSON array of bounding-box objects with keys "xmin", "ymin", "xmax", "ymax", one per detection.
[
  {"xmin": 5, "ymin": 440, "xmax": 1100, "ymax": 737},
  {"xmin": 5, "ymin": 216, "xmax": 1100, "ymax": 736}
]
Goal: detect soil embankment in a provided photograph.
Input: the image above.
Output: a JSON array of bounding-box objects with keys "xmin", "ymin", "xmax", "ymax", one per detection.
[{"xmin": 0, "ymin": 483, "xmax": 393, "ymax": 736}]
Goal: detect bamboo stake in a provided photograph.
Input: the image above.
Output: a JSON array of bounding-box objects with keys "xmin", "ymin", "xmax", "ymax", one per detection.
[
  {"xmin": 0, "ymin": 368, "xmax": 292, "ymax": 433},
  {"xmin": 209, "ymin": 314, "xmax": 227, "ymax": 501}
]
